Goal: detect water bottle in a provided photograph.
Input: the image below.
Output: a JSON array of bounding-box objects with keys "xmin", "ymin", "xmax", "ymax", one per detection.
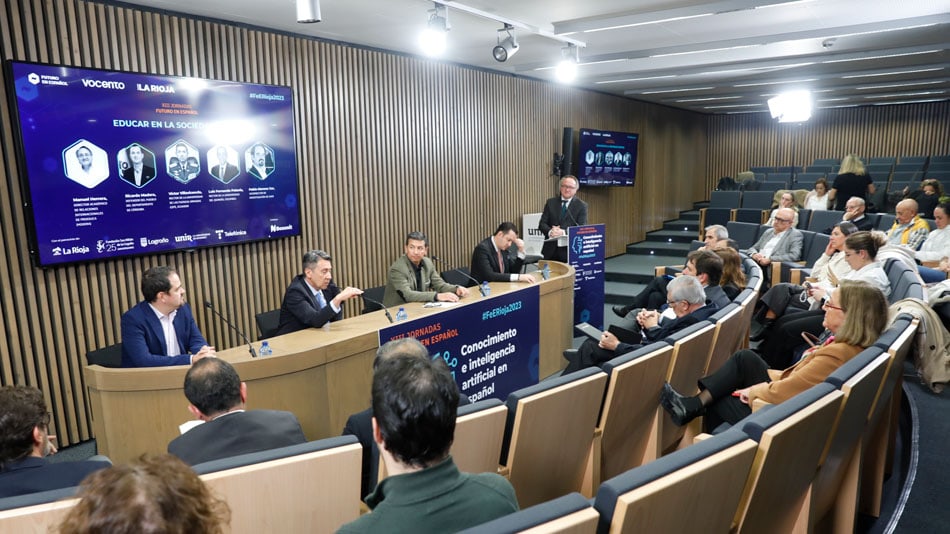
[
  {"xmin": 395, "ymin": 307, "xmax": 408, "ymax": 322},
  {"xmin": 259, "ymin": 341, "xmax": 272, "ymax": 357},
  {"xmin": 542, "ymin": 263, "xmax": 551, "ymax": 280},
  {"xmin": 481, "ymin": 281, "xmax": 490, "ymax": 296}
]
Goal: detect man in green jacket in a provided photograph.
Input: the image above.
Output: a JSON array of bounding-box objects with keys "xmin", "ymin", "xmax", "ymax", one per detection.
[{"xmin": 382, "ymin": 231, "xmax": 469, "ymax": 307}]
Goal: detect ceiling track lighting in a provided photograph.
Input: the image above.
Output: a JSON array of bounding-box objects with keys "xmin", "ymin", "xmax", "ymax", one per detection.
[
  {"xmin": 555, "ymin": 44, "xmax": 579, "ymax": 83},
  {"xmin": 296, "ymin": 0, "xmax": 321, "ymax": 24},
  {"xmin": 492, "ymin": 24, "xmax": 519, "ymax": 62},
  {"xmin": 419, "ymin": 2, "xmax": 450, "ymax": 57}
]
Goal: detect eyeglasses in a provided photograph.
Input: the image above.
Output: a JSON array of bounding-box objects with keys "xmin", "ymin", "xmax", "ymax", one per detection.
[
  {"xmin": 666, "ymin": 299, "xmax": 683, "ymax": 307},
  {"xmin": 774, "ymin": 217, "xmax": 791, "ymax": 223},
  {"xmin": 822, "ymin": 301, "xmax": 845, "ymax": 312}
]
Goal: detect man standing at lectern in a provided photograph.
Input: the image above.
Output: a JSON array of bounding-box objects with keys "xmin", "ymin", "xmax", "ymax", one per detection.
[
  {"xmin": 275, "ymin": 249, "xmax": 363, "ymax": 335},
  {"xmin": 470, "ymin": 222, "xmax": 537, "ymax": 284},
  {"xmin": 121, "ymin": 266, "xmax": 215, "ymax": 367},
  {"xmin": 539, "ymin": 175, "xmax": 588, "ymax": 262}
]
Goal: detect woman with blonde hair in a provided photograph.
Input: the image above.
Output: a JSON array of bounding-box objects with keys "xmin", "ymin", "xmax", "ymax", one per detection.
[
  {"xmin": 829, "ymin": 154, "xmax": 875, "ymax": 210},
  {"xmin": 661, "ymin": 280, "xmax": 888, "ymax": 430},
  {"xmin": 58, "ymin": 454, "xmax": 230, "ymax": 534}
]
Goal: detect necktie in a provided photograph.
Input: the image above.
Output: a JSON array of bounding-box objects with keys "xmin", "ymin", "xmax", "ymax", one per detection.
[
  {"xmin": 561, "ymin": 200, "xmax": 567, "ymax": 218},
  {"xmin": 497, "ymin": 249, "xmax": 505, "ymax": 273},
  {"xmin": 315, "ymin": 290, "xmax": 327, "ymax": 310}
]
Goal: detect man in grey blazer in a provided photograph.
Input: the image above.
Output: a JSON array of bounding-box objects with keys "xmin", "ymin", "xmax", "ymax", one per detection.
[
  {"xmin": 744, "ymin": 207, "xmax": 803, "ymax": 268},
  {"xmin": 382, "ymin": 231, "xmax": 469, "ymax": 308},
  {"xmin": 167, "ymin": 358, "xmax": 306, "ymax": 466}
]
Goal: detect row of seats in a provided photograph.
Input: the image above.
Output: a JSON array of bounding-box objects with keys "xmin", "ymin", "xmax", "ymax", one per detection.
[
  {"xmin": 752, "ymin": 154, "xmax": 950, "ymax": 181},
  {"xmin": 7, "ymin": 270, "xmax": 919, "ymax": 533}
]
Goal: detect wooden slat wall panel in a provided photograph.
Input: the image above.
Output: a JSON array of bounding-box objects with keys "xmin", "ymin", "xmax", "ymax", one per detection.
[
  {"xmin": 706, "ymin": 103, "xmax": 950, "ymax": 192},
  {"xmin": 0, "ymin": 0, "xmax": 708, "ymax": 446}
]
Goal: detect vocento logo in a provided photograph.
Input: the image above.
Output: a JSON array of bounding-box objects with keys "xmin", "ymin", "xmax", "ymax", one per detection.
[{"xmin": 81, "ymin": 79, "xmax": 126, "ymax": 90}]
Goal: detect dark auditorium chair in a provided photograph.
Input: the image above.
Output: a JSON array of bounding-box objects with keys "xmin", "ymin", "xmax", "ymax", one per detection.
[
  {"xmin": 441, "ymin": 267, "xmax": 477, "ymax": 288},
  {"xmin": 875, "ymin": 214, "xmax": 896, "ymax": 230},
  {"xmin": 592, "ymin": 427, "xmax": 756, "ymax": 533},
  {"xmin": 726, "ymin": 221, "xmax": 762, "ymax": 250},
  {"xmin": 360, "ymin": 285, "xmax": 385, "ymax": 314},
  {"xmin": 255, "ymin": 309, "xmax": 281, "ymax": 339},
  {"xmin": 85, "ymin": 343, "xmax": 123, "ymax": 368},
  {"xmin": 807, "ymin": 209, "xmax": 844, "ymax": 233},
  {"xmin": 733, "ymin": 191, "xmax": 773, "ymax": 224},
  {"xmin": 459, "ymin": 492, "xmax": 598, "ymax": 534},
  {"xmin": 0, "ymin": 486, "xmax": 78, "ymax": 512},
  {"xmin": 796, "ymin": 208, "xmax": 812, "ymax": 229},
  {"xmin": 699, "ymin": 191, "xmax": 741, "ymax": 230}
]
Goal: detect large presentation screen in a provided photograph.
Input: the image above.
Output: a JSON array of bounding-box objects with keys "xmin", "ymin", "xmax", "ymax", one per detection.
[
  {"xmin": 5, "ymin": 61, "xmax": 301, "ymax": 267},
  {"xmin": 576, "ymin": 128, "xmax": 639, "ymax": 187}
]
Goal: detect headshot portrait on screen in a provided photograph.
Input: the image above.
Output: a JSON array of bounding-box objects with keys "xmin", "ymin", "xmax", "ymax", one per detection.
[
  {"xmin": 166, "ymin": 141, "xmax": 200, "ymax": 184},
  {"xmin": 118, "ymin": 143, "xmax": 157, "ymax": 188},
  {"xmin": 63, "ymin": 140, "xmax": 109, "ymax": 189},
  {"xmin": 245, "ymin": 143, "xmax": 274, "ymax": 180},
  {"xmin": 209, "ymin": 145, "xmax": 240, "ymax": 184}
]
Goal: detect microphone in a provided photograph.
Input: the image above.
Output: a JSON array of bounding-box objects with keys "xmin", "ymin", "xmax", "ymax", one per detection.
[
  {"xmin": 361, "ymin": 294, "xmax": 394, "ymax": 323},
  {"xmin": 563, "ymin": 202, "xmax": 579, "ymax": 227},
  {"xmin": 430, "ymin": 256, "xmax": 487, "ymax": 297},
  {"xmin": 204, "ymin": 300, "xmax": 257, "ymax": 358}
]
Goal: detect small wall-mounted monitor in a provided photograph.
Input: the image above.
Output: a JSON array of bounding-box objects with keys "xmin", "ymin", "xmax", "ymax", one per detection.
[
  {"xmin": 576, "ymin": 128, "xmax": 639, "ymax": 187},
  {"xmin": 5, "ymin": 60, "xmax": 302, "ymax": 267}
]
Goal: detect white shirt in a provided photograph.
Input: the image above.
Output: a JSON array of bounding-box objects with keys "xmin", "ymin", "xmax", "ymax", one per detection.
[
  {"xmin": 916, "ymin": 226, "xmax": 950, "ymax": 263},
  {"xmin": 491, "ymin": 239, "xmax": 526, "ymax": 282},
  {"xmin": 149, "ymin": 304, "xmax": 181, "ymax": 357},
  {"xmin": 845, "ymin": 261, "xmax": 890, "ymax": 298},
  {"xmin": 805, "ymin": 192, "xmax": 830, "ymax": 211}
]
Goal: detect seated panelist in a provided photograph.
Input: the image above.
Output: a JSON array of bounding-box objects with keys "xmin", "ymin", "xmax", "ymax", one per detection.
[
  {"xmin": 275, "ymin": 250, "xmax": 362, "ymax": 336},
  {"xmin": 121, "ymin": 266, "xmax": 215, "ymax": 367},
  {"xmin": 470, "ymin": 221, "xmax": 536, "ymax": 284},
  {"xmin": 382, "ymin": 231, "xmax": 469, "ymax": 308}
]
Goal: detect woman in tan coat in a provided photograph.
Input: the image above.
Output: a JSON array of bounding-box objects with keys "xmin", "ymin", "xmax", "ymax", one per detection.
[{"xmin": 661, "ymin": 280, "xmax": 888, "ymax": 431}]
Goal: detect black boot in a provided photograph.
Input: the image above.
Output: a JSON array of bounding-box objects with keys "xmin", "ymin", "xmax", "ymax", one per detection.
[
  {"xmin": 611, "ymin": 305, "xmax": 630, "ymax": 318},
  {"xmin": 660, "ymin": 382, "xmax": 704, "ymax": 426},
  {"xmin": 749, "ymin": 319, "xmax": 774, "ymax": 342}
]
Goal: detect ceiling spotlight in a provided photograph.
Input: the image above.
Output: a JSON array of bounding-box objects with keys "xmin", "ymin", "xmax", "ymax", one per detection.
[
  {"xmin": 296, "ymin": 0, "xmax": 321, "ymax": 23},
  {"xmin": 555, "ymin": 44, "xmax": 579, "ymax": 83},
  {"xmin": 492, "ymin": 24, "xmax": 519, "ymax": 62},
  {"xmin": 419, "ymin": 3, "xmax": 450, "ymax": 57},
  {"xmin": 768, "ymin": 90, "xmax": 812, "ymax": 123}
]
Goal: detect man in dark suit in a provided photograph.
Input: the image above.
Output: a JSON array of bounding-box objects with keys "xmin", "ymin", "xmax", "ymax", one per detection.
[
  {"xmin": 823, "ymin": 197, "xmax": 874, "ymax": 234},
  {"xmin": 247, "ymin": 143, "xmax": 274, "ymax": 180},
  {"xmin": 119, "ymin": 143, "xmax": 156, "ymax": 187},
  {"xmin": 563, "ymin": 276, "xmax": 719, "ymax": 374},
  {"xmin": 167, "ymin": 358, "xmax": 307, "ymax": 466},
  {"xmin": 342, "ymin": 338, "xmax": 470, "ymax": 500},
  {"xmin": 275, "ymin": 250, "xmax": 363, "ymax": 336},
  {"xmin": 613, "ymin": 249, "xmax": 728, "ymax": 318},
  {"xmin": 539, "ymin": 175, "xmax": 588, "ymax": 262},
  {"xmin": 0, "ymin": 385, "xmax": 111, "ymax": 497},
  {"xmin": 210, "ymin": 146, "xmax": 239, "ymax": 183},
  {"xmin": 121, "ymin": 266, "xmax": 215, "ymax": 367},
  {"xmin": 470, "ymin": 222, "xmax": 537, "ymax": 284}
]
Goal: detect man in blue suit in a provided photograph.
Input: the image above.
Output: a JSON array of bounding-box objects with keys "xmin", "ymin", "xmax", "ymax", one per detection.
[
  {"xmin": 0, "ymin": 386, "xmax": 111, "ymax": 497},
  {"xmin": 121, "ymin": 265, "xmax": 215, "ymax": 367},
  {"xmin": 563, "ymin": 276, "xmax": 719, "ymax": 374}
]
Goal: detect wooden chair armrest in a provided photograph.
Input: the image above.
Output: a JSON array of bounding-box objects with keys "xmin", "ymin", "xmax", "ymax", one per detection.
[
  {"xmin": 751, "ymin": 398, "xmax": 771, "ymax": 412},
  {"xmin": 922, "ymin": 261, "xmax": 941, "ymax": 268},
  {"xmin": 692, "ymin": 432, "xmax": 714, "ymax": 442}
]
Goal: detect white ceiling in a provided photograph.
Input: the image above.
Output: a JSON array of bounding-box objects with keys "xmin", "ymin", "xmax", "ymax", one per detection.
[{"xmin": 121, "ymin": 0, "xmax": 950, "ymax": 115}]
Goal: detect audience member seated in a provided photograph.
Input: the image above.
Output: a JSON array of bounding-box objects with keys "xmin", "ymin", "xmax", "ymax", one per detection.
[
  {"xmin": 715, "ymin": 247, "xmax": 745, "ymax": 299},
  {"xmin": 661, "ymin": 280, "xmax": 887, "ymax": 431},
  {"xmin": 751, "ymin": 221, "xmax": 858, "ymax": 340},
  {"xmin": 886, "ymin": 199, "xmax": 929, "ymax": 250},
  {"xmin": 275, "ymin": 249, "xmax": 363, "ymax": 336},
  {"xmin": 343, "ymin": 337, "xmax": 470, "ymax": 500},
  {"xmin": 901, "ymin": 179, "xmax": 943, "ymax": 220},
  {"xmin": 823, "ymin": 196, "xmax": 875, "ymax": 234},
  {"xmin": 565, "ymin": 276, "xmax": 718, "ymax": 375},
  {"xmin": 0, "ymin": 386, "xmax": 111, "ymax": 498},
  {"xmin": 743, "ymin": 207, "xmax": 803, "ymax": 283},
  {"xmin": 614, "ymin": 249, "xmax": 728, "ymax": 321},
  {"xmin": 829, "ymin": 154, "xmax": 875, "ymax": 211},
  {"xmin": 916, "ymin": 202, "xmax": 950, "ymax": 283},
  {"xmin": 611, "ymin": 227, "xmax": 728, "ymax": 317},
  {"xmin": 766, "ymin": 192, "xmax": 800, "ymax": 226},
  {"xmin": 756, "ymin": 231, "xmax": 890, "ymax": 368},
  {"xmin": 167, "ymin": 358, "xmax": 306, "ymax": 465},
  {"xmin": 804, "ymin": 177, "xmax": 831, "ymax": 211},
  {"xmin": 120, "ymin": 265, "xmax": 215, "ymax": 367},
  {"xmin": 57, "ymin": 454, "xmax": 230, "ymax": 534},
  {"xmin": 337, "ymin": 355, "xmax": 518, "ymax": 533}
]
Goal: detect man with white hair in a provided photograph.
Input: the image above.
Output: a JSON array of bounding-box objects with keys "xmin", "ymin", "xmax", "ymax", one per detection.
[
  {"xmin": 565, "ymin": 276, "xmax": 719, "ymax": 374},
  {"xmin": 744, "ymin": 207, "xmax": 803, "ymax": 270}
]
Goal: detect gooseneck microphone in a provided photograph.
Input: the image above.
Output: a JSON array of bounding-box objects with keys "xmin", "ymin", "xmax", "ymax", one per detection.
[
  {"xmin": 361, "ymin": 294, "xmax": 394, "ymax": 323},
  {"xmin": 204, "ymin": 300, "xmax": 257, "ymax": 358},
  {"xmin": 430, "ymin": 256, "xmax": 487, "ymax": 297}
]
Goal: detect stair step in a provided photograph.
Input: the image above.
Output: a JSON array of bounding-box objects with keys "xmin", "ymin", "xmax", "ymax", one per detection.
[
  {"xmin": 644, "ymin": 229, "xmax": 698, "ymax": 244},
  {"xmin": 663, "ymin": 219, "xmax": 700, "ymax": 232},
  {"xmin": 626, "ymin": 241, "xmax": 693, "ymax": 256},
  {"xmin": 604, "ymin": 281, "xmax": 645, "ymax": 304}
]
